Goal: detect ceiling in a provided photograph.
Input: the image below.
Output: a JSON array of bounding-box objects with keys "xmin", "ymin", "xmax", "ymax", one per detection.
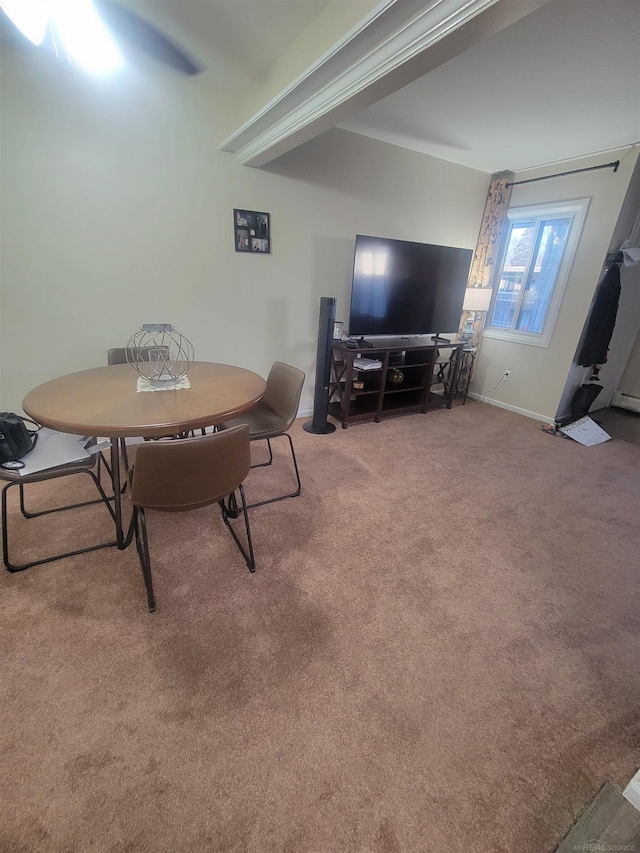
[
  {"xmin": 2, "ymin": 0, "xmax": 639, "ymax": 175},
  {"xmin": 128, "ymin": 0, "xmax": 334, "ymax": 90},
  {"xmin": 339, "ymin": 0, "xmax": 640, "ymax": 173},
  {"xmin": 133, "ymin": 0, "xmax": 640, "ymax": 173}
]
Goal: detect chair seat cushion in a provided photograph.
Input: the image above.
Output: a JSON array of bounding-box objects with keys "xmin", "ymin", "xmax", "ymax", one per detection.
[{"xmin": 222, "ymin": 405, "xmax": 286, "ymax": 440}]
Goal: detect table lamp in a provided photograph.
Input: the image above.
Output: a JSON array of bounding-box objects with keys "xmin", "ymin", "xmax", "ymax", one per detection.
[{"xmin": 461, "ymin": 287, "xmax": 492, "ymax": 340}]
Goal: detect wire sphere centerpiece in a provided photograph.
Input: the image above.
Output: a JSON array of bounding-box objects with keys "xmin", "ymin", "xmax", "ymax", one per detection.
[{"xmin": 126, "ymin": 324, "xmax": 195, "ymax": 387}]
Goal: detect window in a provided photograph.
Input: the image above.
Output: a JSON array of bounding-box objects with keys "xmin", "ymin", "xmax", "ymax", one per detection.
[{"xmin": 483, "ymin": 198, "xmax": 589, "ymax": 347}]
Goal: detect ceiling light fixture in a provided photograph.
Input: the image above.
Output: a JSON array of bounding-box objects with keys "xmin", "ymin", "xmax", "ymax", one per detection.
[
  {"xmin": 0, "ymin": 0, "xmax": 122, "ymax": 74},
  {"xmin": 0, "ymin": 0, "xmax": 48, "ymax": 45}
]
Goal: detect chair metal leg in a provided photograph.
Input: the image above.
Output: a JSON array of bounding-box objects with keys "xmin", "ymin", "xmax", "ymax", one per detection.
[
  {"xmin": 18, "ymin": 450, "xmax": 123, "ymax": 520},
  {"xmin": 2, "ymin": 474, "xmax": 118, "ymax": 573},
  {"xmin": 220, "ymin": 490, "xmax": 240, "ymax": 519},
  {"xmin": 251, "ymin": 438, "xmax": 273, "ymax": 469},
  {"xmin": 133, "ymin": 506, "xmax": 156, "ymax": 612},
  {"xmin": 246, "ymin": 432, "xmax": 302, "ymax": 509},
  {"xmin": 221, "ymin": 485, "xmax": 256, "ymax": 572},
  {"xmin": 130, "ymin": 487, "xmax": 254, "ymax": 613},
  {"xmin": 18, "ymin": 467, "xmax": 117, "ymax": 523}
]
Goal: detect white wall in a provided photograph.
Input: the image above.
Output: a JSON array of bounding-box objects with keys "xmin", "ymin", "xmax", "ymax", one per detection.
[
  {"xmin": 616, "ymin": 331, "xmax": 640, "ymax": 404},
  {"xmin": 0, "ymin": 45, "xmax": 489, "ymax": 416},
  {"xmin": 471, "ymin": 149, "xmax": 640, "ymax": 422}
]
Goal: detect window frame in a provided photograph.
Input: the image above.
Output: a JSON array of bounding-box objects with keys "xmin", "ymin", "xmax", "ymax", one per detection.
[{"xmin": 483, "ymin": 197, "xmax": 590, "ymax": 348}]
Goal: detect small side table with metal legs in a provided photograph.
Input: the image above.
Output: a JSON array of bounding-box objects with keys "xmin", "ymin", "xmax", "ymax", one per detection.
[{"xmin": 458, "ymin": 347, "xmax": 477, "ymax": 404}]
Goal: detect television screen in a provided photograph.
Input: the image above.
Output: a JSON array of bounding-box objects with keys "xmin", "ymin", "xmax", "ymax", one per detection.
[{"xmin": 348, "ymin": 235, "xmax": 472, "ymax": 338}]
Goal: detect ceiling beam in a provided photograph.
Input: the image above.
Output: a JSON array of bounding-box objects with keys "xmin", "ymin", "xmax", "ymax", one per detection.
[{"xmin": 219, "ymin": 0, "xmax": 552, "ymax": 167}]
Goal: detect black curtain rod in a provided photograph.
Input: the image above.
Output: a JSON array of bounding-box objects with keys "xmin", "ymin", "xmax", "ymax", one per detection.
[{"xmin": 506, "ymin": 160, "xmax": 619, "ymax": 188}]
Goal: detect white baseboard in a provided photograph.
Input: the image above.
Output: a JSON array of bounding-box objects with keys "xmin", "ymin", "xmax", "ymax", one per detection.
[{"xmin": 467, "ymin": 392, "xmax": 553, "ymax": 424}]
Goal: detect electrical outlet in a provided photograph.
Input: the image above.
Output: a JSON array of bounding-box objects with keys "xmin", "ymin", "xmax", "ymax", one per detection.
[{"xmin": 503, "ymin": 370, "xmax": 511, "ymax": 381}]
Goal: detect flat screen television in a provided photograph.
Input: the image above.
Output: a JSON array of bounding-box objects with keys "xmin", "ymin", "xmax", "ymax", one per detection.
[{"xmin": 348, "ymin": 234, "xmax": 472, "ymax": 341}]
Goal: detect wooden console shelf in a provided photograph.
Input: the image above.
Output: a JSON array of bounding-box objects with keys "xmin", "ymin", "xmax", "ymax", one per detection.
[{"xmin": 329, "ymin": 339, "xmax": 464, "ymax": 429}]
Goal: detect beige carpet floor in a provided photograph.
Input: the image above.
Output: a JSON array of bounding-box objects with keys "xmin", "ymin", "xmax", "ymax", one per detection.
[{"xmin": 1, "ymin": 401, "xmax": 639, "ymax": 852}]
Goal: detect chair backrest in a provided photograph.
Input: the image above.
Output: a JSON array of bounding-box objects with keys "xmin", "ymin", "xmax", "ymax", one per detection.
[
  {"xmin": 130, "ymin": 425, "xmax": 251, "ymax": 512},
  {"xmin": 261, "ymin": 362, "xmax": 305, "ymax": 432},
  {"xmin": 107, "ymin": 346, "xmax": 169, "ymax": 366}
]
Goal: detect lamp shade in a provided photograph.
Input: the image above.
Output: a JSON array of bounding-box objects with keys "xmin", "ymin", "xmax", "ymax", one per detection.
[{"xmin": 463, "ymin": 287, "xmax": 492, "ymax": 313}]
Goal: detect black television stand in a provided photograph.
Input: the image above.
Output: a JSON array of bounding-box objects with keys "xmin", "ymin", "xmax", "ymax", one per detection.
[
  {"xmin": 329, "ymin": 339, "xmax": 465, "ymax": 428},
  {"xmin": 431, "ymin": 334, "xmax": 451, "ymax": 344}
]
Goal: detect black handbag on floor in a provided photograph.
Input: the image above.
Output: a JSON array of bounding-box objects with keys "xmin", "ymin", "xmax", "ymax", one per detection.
[{"xmin": 0, "ymin": 413, "xmax": 40, "ymax": 470}]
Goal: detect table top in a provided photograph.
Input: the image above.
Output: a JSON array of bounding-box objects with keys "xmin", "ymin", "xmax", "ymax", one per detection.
[{"xmin": 22, "ymin": 362, "xmax": 267, "ymax": 438}]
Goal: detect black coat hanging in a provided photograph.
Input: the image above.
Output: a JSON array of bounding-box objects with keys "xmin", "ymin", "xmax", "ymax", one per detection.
[{"xmin": 577, "ymin": 263, "xmax": 621, "ymax": 367}]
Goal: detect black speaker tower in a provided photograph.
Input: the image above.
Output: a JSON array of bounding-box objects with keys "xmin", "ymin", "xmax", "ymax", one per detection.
[{"xmin": 304, "ymin": 296, "xmax": 337, "ymax": 434}]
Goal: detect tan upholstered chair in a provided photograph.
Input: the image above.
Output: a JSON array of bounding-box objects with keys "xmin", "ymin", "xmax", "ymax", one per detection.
[
  {"xmin": 127, "ymin": 425, "xmax": 255, "ymax": 612},
  {"xmin": 220, "ymin": 361, "xmax": 305, "ymax": 508},
  {"xmin": 1, "ymin": 452, "xmax": 117, "ymax": 572}
]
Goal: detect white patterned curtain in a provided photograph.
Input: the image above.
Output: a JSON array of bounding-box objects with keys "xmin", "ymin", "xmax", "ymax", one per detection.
[{"xmin": 458, "ymin": 170, "xmax": 514, "ymax": 347}]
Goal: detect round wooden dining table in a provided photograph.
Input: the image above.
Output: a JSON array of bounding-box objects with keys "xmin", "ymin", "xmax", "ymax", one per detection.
[{"xmin": 23, "ymin": 362, "xmax": 266, "ymax": 547}]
